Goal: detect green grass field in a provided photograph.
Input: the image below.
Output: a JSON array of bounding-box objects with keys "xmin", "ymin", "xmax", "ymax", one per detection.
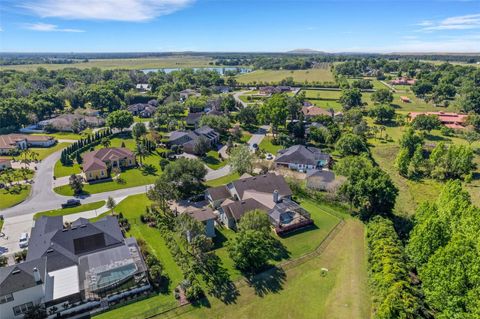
[
  {"xmin": 259, "ymin": 136, "xmax": 284, "ymax": 155},
  {"xmin": 0, "ymin": 56, "xmax": 215, "ymax": 71},
  {"xmin": 236, "ymin": 68, "xmax": 334, "ymax": 84},
  {"xmin": 202, "ymin": 150, "xmax": 228, "ymax": 170},
  {"xmin": 34, "ymin": 200, "xmax": 106, "ymax": 220},
  {"xmin": 205, "ymin": 172, "xmax": 240, "ymax": 187},
  {"xmin": 32, "ymin": 130, "xmax": 92, "ymax": 141},
  {"xmin": 30, "ymin": 142, "xmax": 71, "ymax": 160},
  {"xmin": 0, "ymin": 185, "xmax": 31, "ymax": 210}
]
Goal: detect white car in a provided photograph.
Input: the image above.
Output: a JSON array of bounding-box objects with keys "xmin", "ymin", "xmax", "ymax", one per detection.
[{"xmin": 19, "ymin": 232, "xmax": 29, "ymax": 248}]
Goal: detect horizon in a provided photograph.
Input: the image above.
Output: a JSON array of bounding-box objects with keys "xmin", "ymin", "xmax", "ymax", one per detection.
[{"xmin": 1, "ymin": 0, "xmax": 480, "ymax": 53}]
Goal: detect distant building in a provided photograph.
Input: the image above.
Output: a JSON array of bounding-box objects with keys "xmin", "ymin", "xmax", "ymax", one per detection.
[
  {"xmin": 400, "ymin": 96, "xmax": 411, "ymax": 103},
  {"xmin": 0, "ymin": 216, "xmax": 149, "ymax": 319},
  {"xmin": 0, "ymin": 158, "xmax": 12, "ymax": 170},
  {"xmin": 302, "ymin": 106, "xmax": 332, "ymax": 118},
  {"xmin": 179, "ymin": 89, "xmax": 201, "ymax": 100},
  {"xmin": 127, "ymin": 100, "xmax": 158, "ymax": 118},
  {"xmin": 0, "ymin": 134, "xmax": 56, "ymax": 155},
  {"xmin": 206, "ymin": 173, "xmax": 313, "ymax": 235},
  {"xmin": 82, "ymin": 147, "xmax": 136, "ymax": 181},
  {"xmin": 390, "ymin": 77, "xmax": 416, "ymax": 85},
  {"xmin": 168, "ymin": 126, "xmax": 219, "ymax": 154},
  {"xmin": 259, "ymin": 86, "xmax": 291, "ymax": 95},
  {"xmin": 275, "ymin": 145, "xmax": 331, "ymax": 172},
  {"xmin": 37, "ymin": 114, "xmax": 104, "ymax": 132},
  {"xmin": 408, "ymin": 111, "xmax": 468, "ymax": 129},
  {"xmin": 135, "ymin": 83, "xmax": 151, "ymax": 92}
]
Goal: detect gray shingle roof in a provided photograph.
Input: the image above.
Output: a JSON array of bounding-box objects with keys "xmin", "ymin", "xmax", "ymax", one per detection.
[
  {"xmin": 275, "ymin": 145, "xmax": 330, "ymax": 166},
  {"xmin": 0, "ymin": 257, "xmax": 47, "ymax": 295},
  {"xmin": 230, "ymin": 173, "xmax": 292, "ymax": 200}
]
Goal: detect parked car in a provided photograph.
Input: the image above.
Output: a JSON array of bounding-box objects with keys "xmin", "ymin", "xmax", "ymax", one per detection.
[
  {"xmin": 266, "ymin": 153, "xmax": 273, "ymax": 160},
  {"xmin": 61, "ymin": 199, "xmax": 81, "ymax": 209},
  {"xmin": 251, "ymin": 143, "xmax": 258, "ymax": 149},
  {"xmin": 19, "ymin": 232, "xmax": 29, "ymax": 248}
]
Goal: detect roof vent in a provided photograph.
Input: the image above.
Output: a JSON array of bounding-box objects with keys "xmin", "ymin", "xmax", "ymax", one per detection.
[
  {"xmin": 80, "ymin": 224, "xmax": 87, "ymax": 228},
  {"xmin": 62, "ymin": 229, "xmax": 68, "ymax": 232},
  {"xmin": 71, "ymin": 227, "xmax": 77, "ymax": 230},
  {"xmin": 46, "ymin": 248, "xmax": 54, "ymax": 253},
  {"xmin": 12, "ymin": 269, "xmax": 21, "ymax": 274}
]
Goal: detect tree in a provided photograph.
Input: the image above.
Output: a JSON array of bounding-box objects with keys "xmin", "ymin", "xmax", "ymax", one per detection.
[
  {"xmin": 147, "ymin": 177, "xmax": 178, "ymax": 214},
  {"xmin": 132, "ymin": 122, "xmax": 147, "ymax": 140},
  {"xmin": 336, "ymin": 156, "xmax": 398, "ymax": 219},
  {"xmin": 101, "ymin": 137, "xmax": 111, "ymax": 148},
  {"xmin": 429, "ymin": 143, "xmax": 475, "ymax": 180},
  {"xmin": 106, "ymin": 110, "xmax": 133, "ymax": 131},
  {"xmin": 162, "ymin": 158, "xmax": 207, "ymax": 198},
  {"xmin": 69, "ymin": 174, "xmax": 83, "ymax": 195},
  {"xmin": 23, "ymin": 304, "xmax": 47, "ymax": 319},
  {"xmin": 459, "ymin": 87, "xmax": 480, "ymax": 114},
  {"xmin": 237, "ymin": 107, "xmax": 258, "ymax": 127},
  {"xmin": 411, "ymin": 114, "xmax": 441, "ymax": 132},
  {"xmin": 371, "ymin": 88, "xmax": 394, "ymax": 105},
  {"xmin": 463, "ymin": 130, "xmax": 480, "ymax": 145},
  {"xmin": 339, "ymin": 88, "xmax": 363, "ymax": 110},
  {"xmin": 106, "ymin": 196, "xmax": 116, "ymax": 213},
  {"xmin": 221, "ymin": 94, "xmax": 237, "ymax": 112},
  {"xmin": 258, "ymin": 94, "xmax": 289, "ymax": 137},
  {"xmin": 134, "ymin": 141, "xmax": 149, "ymax": 166},
  {"xmin": 228, "ymin": 144, "xmax": 255, "ymax": 175},
  {"xmin": 369, "ymin": 104, "xmax": 395, "ymax": 124},
  {"xmin": 198, "ymin": 115, "xmax": 230, "ymax": 133},
  {"xmin": 228, "ymin": 210, "xmax": 278, "ymax": 273},
  {"xmin": 335, "ymin": 133, "xmax": 368, "ymax": 156},
  {"xmin": 399, "ymin": 128, "xmax": 424, "ymax": 156},
  {"xmin": 193, "ymin": 136, "xmax": 210, "ymax": 156},
  {"xmin": 308, "ymin": 126, "xmax": 332, "ymax": 145},
  {"xmin": 411, "ymin": 80, "xmax": 433, "ymax": 97}
]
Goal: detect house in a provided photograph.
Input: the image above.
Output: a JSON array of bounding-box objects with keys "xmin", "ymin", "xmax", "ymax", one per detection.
[
  {"xmin": 390, "ymin": 77, "xmax": 416, "ymax": 85},
  {"xmin": 306, "ymin": 169, "xmax": 343, "ymax": 191},
  {"xmin": 302, "ymin": 106, "xmax": 332, "ymax": 118},
  {"xmin": 0, "ymin": 216, "xmax": 149, "ymax": 319},
  {"xmin": 37, "ymin": 114, "xmax": 104, "ymax": 132},
  {"xmin": 82, "ymin": 147, "xmax": 136, "ymax": 181},
  {"xmin": 168, "ymin": 126, "xmax": 219, "ymax": 154},
  {"xmin": 206, "ymin": 173, "xmax": 313, "ymax": 235},
  {"xmin": 259, "ymin": 86, "xmax": 291, "ymax": 95},
  {"xmin": 185, "ymin": 112, "xmax": 204, "ymax": 127},
  {"xmin": 400, "ymin": 96, "xmax": 411, "ymax": 103},
  {"xmin": 185, "ymin": 207, "xmax": 217, "ymax": 238},
  {"xmin": 127, "ymin": 101, "xmax": 157, "ymax": 118},
  {"xmin": 0, "ymin": 158, "xmax": 12, "ymax": 170},
  {"xmin": 275, "ymin": 145, "xmax": 331, "ymax": 172},
  {"xmin": 136, "ymin": 83, "xmax": 151, "ymax": 92},
  {"xmin": 0, "ymin": 134, "xmax": 56, "ymax": 155},
  {"xmin": 408, "ymin": 111, "xmax": 468, "ymax": 129},
  {"xmin": 213, "ymin": 86, "xmax": 231, "ymax": 94},
  {"xmin": 179, "ymin": 89, "xmax": 200, "ymax": 101}
]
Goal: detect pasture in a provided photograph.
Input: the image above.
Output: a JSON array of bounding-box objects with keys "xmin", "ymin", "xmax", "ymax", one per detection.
[{"xmin": 236, "ymin": 68, "xmax": 335, "ymax": 84}]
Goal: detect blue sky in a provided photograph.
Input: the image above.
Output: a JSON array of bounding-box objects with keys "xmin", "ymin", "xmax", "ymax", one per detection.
[{"xmin": 0, "ymin": 0, "xmax": 479, "ymax": 52}]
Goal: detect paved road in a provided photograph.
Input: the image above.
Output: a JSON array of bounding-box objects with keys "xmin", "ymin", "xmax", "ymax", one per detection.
[
  {"xmin": 233, "ymin": 90, "xmax": 250, "ymax": 108},
  {"xmin": 248, "ymin": 125, "xmax": 270, "ymax": 151}
]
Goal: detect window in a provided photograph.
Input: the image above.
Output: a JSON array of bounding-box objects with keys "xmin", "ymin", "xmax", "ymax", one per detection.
[
  {"xmin": 0, "ymin": 293, "xmax": 13, "ymax": 304},
  {"xmin": 101, "ymin": 170, "xmax": 104, "ymax": 176},
  {"xmin": 13, "ymin": 302, "xmax": 33, "ymax": 316}
]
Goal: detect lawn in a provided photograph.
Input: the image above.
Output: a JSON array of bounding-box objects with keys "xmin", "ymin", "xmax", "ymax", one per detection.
[
  {"xmin": 0, "ymin": 168, "xmax": 34, "ymax": 182},
  {"xmin": 0, "ymin": 56, "xmax": 215, "ymax": 71},
  {"xmin": 31, "ymin": 142, "xmax": 71, "ymax": 160},
  {"xmin": 236, "ymin": 68, "xmax": 334, "ymax": 84},
  {"xmin": 303, "ymin": 89, "xmax": 342, "ymax": 100},
  {"xmin": 205, "ymin": 173, "xmax": 240, "ymax": 187},
  {"xmin": 32, "ymin": 130, "xmax": 92, "ymax": 141},
  {"xmin": 134, "ymin": 117, "xmax": 152, "ymax": 123},
  {"xmin": 54, "ymin": 160, "xmax": 82, "ymax": 178},
  {"xmin": 0, "ymin": 185, "xmax": 31, "ymax": 210},
  {"xmin": 202, "ymin": 150, "xmax": 228, "ymax": 170},
  {"xmin": 157, "ymin": 219, "xmax": 370, "ymax": 319},
  {"xmin": 34, "ymin": 200, "xmax": 106, "ymax": 220},
  {"xmin": 259, "ymin": 136, "xmax": 283, "ymax": 155}
]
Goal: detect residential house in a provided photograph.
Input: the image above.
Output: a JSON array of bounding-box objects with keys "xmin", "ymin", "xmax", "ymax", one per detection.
[
  {"xmin": 37, "ymin": 114, "xmax": 104, "ymax": 132},
  {"xmin": 259, "ymin": 86, "xmax": 291, "ymax": 95},
  {"xmin": 179, "ymin": 89, "xmax": 200, "ymax": 101},
  {"xmin": 206, "ymin": 173, "xmax": 313, "ymax": 235},
  {"xmin": 185, "ymin": 207, "xmax": 217, "ymax": 237},
  {"xmin": 213, "ymin": 86, "xmax": 231, "ymax": 94},
  {"xmin": 135, "ymin": 83, "xmax": 151, "ymax": 92},
  {"xmin": 168, "ymin": 126, "xmax": 219, "ymax": 154},
  {"xmin": 0, "ymin": 216, "xmax": 149, "ymax": 319},
  {"xmin": 408, "ymin": 111, "xmax": 468, "ymax": 129},
  {"xmin": 275, "ymin": 145, "xmax": 331, "ymax": 172},
  {"xmin": 400, "ymin": 96, "xmax": 411, "ymax": 103},
  {"xmin": 0, "ymin": 134, "xmax": 56, "ymax": 155},
  {"xmin": 185, "ymin": 112, "xmax": 204, "ymax": 127},
  {"xmin": 302, "ymin": 106, "xmax": 332, "ymax": 119},
  {"xmin": 127, "ymin": 101, "xmax": 157, "ymax": 118},
  {"xmin": 306, "ymin": 169, "xmax": 343, "ymax": 191},
  {"xmin": 0, "ymin": 158, "xmax": 12, "ymax": 170},
  {"xmin": 82, "ymin": 147, "xmax": 136, "ymax": 181},
  {"xmin": 390, "ymin": 77, "xmax": 416, "ymax": 85}
]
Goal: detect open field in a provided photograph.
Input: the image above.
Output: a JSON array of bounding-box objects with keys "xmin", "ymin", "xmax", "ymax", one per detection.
[
  {"xmin": 31, "ymin": 142, "xmax": 71, "ymax": 160},
  {"xmin": 0, "ymin": 185, "xmax": 31, "ymax": 210},
  {"xmin": 236, "ymin": 68, "xmax": 334, "ymax": 84},
  {"xmin": 34, "ymin": 200, "xmax": 106, "ymax": 220},
  {"xmin": 32, "ymin": 130, "xmax": 93, "ymax": 141},
  {"xmin": 0, "ymin": 56, "xmax": 215, "ymax": 71}
]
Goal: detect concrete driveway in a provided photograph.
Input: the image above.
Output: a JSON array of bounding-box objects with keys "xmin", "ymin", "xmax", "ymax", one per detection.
[{"xmin": 248, "ymin": 125, "xmax": 270, "ymax": 151}]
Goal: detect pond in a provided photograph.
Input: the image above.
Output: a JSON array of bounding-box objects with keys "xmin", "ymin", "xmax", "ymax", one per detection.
[{"xmin": 141, "ymin": 67, "xmax": 252, "ymax": 75}]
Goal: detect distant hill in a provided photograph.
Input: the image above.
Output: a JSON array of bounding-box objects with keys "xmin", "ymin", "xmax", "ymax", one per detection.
[{"xmin": 287, "ymin": 49, "xmax": 325, "ymax": 54}]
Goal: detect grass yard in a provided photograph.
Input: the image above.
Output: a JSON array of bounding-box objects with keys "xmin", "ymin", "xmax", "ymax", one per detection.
[
  {"xmin": 259, "ymin": 136, "xmax": 284, "ymax": 155},
  {"xmin": 236, "ymin": 69, "xmax": 334, "ymax": 84},
  {"xmin": 134, "ymin": 117, "xmax": 152, "ymax": 123},
  {"xmin": 0, "ymin": 56, "xmax": 215, "ymax": 71},
  {"xmin": 0, "ymin": 185, "xmax": 31, "ymax": 210},
  {"xmin": 156, "ymin": 219, "xmax": 370, "ymax": 319},
  {"xmin": 205, "ymin": 172, "xmax": 240, "ymax": 187},
  {"xmin": 30, "ymin": 142, "xmax": 71, "ymax": 160},
  {"xmin": 54, "ymin": 160, "xmax": 82, "ymax": 178},
  {"xmin": 34, "ymin": 200, "xmax": 106, "ymax": 220},
  {"xmin": 202, "ymin": 150, "xmax": 228, "ymax": 170},
  {"xmin": 32, "ymin": 130, "xmax": 92, "ymax": 141},
  {"xmin": 0, "ymin": 168, "xmax": 34, "ymax": 182},
  {"xmin": 303, "ymin": 89, "xmax": 342, "ymax": 100}
]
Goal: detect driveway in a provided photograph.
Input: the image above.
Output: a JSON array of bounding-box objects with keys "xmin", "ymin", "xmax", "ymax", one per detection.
[
  {"xmin": 248, "ymin": 125, "xmax": 270, "ymax": 151},
  {"xmin": 233, "ymin": 90, "xmax": 251, "ymax": 108}
]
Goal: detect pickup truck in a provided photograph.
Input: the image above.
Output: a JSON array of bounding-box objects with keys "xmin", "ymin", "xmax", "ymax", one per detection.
[{"xmin": 61, "ymin": 199, "xmax": 81, "ymax": 209}]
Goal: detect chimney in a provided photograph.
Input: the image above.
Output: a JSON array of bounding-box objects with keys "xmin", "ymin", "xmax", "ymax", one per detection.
[
  {"xmin": 33, "ymin": 267, "xmax": 42, "ymax": 284},
  {"xmin": 273, "ymin": 190, "xmax": 279, "ymax": 203}
]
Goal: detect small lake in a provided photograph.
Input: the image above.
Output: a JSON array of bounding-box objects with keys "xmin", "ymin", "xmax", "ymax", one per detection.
[{"xmin": 141, "ymin": 67, "xmax": 252, "ymax": 74}]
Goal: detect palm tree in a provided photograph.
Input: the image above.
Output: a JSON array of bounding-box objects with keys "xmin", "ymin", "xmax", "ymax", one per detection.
[
  {"xmin": 20, "ymin": 149, "xmax": 32, "ymax": 169},
  {"xmin": 134, "ymin": 142, "xmax": 149, "ymax": 166},
  {"xmin": 29, "ymin": 151, "xmax": 39, "ymax": 163},
  {"xmin": 101, "ymin": 137, "xmax": 111, "ymax": 148}
]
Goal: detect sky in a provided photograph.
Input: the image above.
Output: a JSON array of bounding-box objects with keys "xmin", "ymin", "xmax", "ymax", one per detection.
[{"xmin": 0, "ymin": 0, "xmax": 479, "ymax": 53}]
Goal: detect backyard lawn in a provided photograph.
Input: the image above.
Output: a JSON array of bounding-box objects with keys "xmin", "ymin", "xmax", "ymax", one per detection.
[
  {"xmin": 34, "ymin": 200, "xmax": 106, "ymax": 220},
  {"xmin": 0, "ymin": 185, "xmax": 31, "ymax": 210},
  {"xmin": 54, "ymin": 161, "xmax": 82, "ymax": 178},
  {"xmin": 236, "ymin": 68, "xmax": 334, "ymax": 84},
  {"xmin": 31, "ymin": 142, "xmax": 71, "ymax": 160},
  {"xmin": 259, "ymin": 136, "xmax": 283, "ymax": 155},
  {"xmin": 202, "ymin": 150, "xmax": 228, "ymax": 170},
  {"xmin": 32, "ymin": 130, "xmax": 92, "ymax": 141}
]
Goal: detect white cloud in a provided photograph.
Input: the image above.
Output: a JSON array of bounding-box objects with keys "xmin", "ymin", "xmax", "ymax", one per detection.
[
  {"xmin": 23, "ymin": 23, "xmax": 84, "ymax": 32},
  {"xmin": 21, "ymin": 0, "xmax": 195, "ymax": 22},
  {"xmin": 419, "ymin": 13, "xmax": 480, "ymax": 31}
]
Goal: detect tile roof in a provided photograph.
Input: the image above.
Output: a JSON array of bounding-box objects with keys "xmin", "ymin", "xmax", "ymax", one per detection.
[
  {"xmin": 0, "ymin": 134, "xmax": 54, "ymax": 149},
  {"xmin": 82, "ymin": 147, "xmax": 134, "ymax": 172}
]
